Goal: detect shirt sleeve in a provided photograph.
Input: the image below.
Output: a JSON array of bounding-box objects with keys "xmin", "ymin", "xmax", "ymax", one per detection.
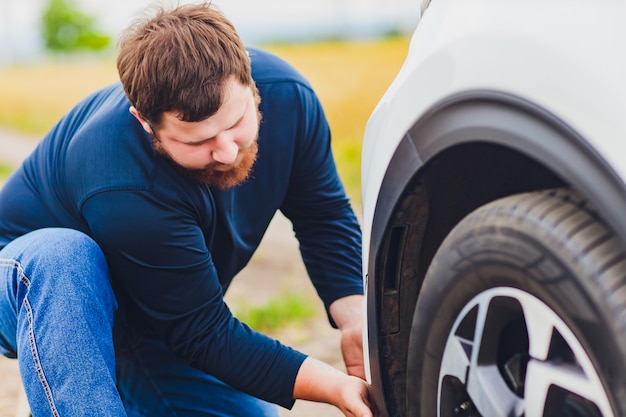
[
  {"xmin": 81, "ymin": 189, "xmax": 306, "ymax": 408},
  {"xmin": 279, "ymin": 83, "xmax": 364, "ymax": 322}
]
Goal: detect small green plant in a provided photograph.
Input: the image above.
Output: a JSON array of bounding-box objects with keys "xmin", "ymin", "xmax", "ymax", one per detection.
[
  {"xmin": 234, "ymin": 292, "xmax": 317, "ymax": 333},
  {"xmin": 42, "ymin": 0, "xmax": 110, "ymax": 52}
]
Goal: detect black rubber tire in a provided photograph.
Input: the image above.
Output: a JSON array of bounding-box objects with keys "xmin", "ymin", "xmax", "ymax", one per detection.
[{"xmin": 407, "ymin": 188, "xmax": 626, "ymax": 417}]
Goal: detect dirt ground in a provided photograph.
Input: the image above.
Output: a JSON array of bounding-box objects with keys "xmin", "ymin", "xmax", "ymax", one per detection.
[{"xmin": 0, "ymin": 129, "xmax": 354, "ymax": 417}]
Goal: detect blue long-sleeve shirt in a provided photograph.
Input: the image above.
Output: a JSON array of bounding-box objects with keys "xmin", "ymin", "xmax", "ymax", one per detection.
[{"xmin": 0, "ymin": 48, "xmax": 363, "ymax": 407}]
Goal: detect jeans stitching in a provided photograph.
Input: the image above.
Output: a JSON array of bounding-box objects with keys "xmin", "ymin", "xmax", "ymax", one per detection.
[
  {"xmin": 0, "ymin": 259, "xmax": 21, "ymax": 269},
  {"xmin": 24, "ymin": 298, "xmax": 60, "ymax": 417},
  {"xmin": 2, "ymin": 258, "xmax": 61, "ymax": 417}
]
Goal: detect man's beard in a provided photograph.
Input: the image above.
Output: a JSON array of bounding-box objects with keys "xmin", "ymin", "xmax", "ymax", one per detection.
[{"xmin": 152, "ymin": 138, "xmax": 259, "ymax": 190}]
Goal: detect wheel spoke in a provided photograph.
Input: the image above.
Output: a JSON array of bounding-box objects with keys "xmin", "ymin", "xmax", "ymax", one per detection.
[
  {"xmin": 524, "ymin": 359, "xmax": 608, "ymax": 417},
  {"xmin": 440, "ymin": 334, "xmax": 472, "ymax": 383},
  {"xmin": 465, "ymin": 297, "xmax": 523, "ymax": 416},
  {"xmin": 518, "ymin": 296, "xmax": 555, "ymax": 361},
  {"xmin": 467, "ymin": 364, "xmax": 524, "ymax": 416}
]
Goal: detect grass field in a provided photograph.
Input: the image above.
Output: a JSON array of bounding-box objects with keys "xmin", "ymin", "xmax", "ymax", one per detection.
[{"xmin": 0, "ymin": 38, "xmax": 410, "ymax": 199}]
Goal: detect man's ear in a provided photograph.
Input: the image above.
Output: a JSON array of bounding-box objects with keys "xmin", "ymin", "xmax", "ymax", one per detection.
[{"xmin": 129, "ymin": 106, "xmax": 153, "ymax": 134}]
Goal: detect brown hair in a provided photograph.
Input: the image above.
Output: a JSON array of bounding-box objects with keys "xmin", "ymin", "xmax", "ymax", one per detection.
[{"xmin": 116, "ymin": 2, "xmax": 252, "ymax": 126}]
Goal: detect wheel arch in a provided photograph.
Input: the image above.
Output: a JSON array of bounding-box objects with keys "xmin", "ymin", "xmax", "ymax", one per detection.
[{"xmin": 366, "ymin": 90, "xmax": 626, "ymax": 417}]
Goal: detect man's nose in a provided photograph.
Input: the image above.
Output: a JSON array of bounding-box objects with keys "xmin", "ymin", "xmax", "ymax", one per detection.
[{"xmin": 211, "ymin": 134, "xmax": 239, "ymax": 165}]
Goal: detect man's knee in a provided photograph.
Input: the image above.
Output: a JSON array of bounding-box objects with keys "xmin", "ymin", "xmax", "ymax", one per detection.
[
  {"xmin": 26, "ymin": 228, "xmax": 103, "ymax": 257},
  {"xmin": 13, "ymin": 228, "xmax": 106, "ymax": 270},
  {"xmin": 5, "ymin": 228, "xmax": 113, "ymax": 302}
]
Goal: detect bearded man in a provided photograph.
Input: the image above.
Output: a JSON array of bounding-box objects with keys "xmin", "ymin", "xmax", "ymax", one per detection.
[{"xmin": 0, "ymin": 3, "xmax": 371, "ymax": 417}]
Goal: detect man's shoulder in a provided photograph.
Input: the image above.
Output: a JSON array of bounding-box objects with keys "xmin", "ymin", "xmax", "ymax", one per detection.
[
  {"xmin": 53, "ymin": 82, "xmax": 155, "ymax": 191},
  {"xmin": 74, "ymin": 82, "xmax": 127, "ymax": 115},
  {"xmin": 62, "ymin": 82, "xmax": 137, "ymax": 151},
  {"xmin": 248, "ymin": 48, "xmax": 310, "ymax": 88}
]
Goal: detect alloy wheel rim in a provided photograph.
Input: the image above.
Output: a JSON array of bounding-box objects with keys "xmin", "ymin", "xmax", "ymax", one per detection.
[{"xmin": 437, "ymin": 287, "xmax": 613, "ymax": 417}]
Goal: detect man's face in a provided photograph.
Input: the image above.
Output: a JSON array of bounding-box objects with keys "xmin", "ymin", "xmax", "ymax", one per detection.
[{"xmin": 132, "ymin": 76, "xmax": 261, "ymax": 189}]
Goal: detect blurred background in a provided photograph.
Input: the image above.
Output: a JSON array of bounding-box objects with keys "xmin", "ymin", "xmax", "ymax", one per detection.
[
  {"xmin": 1, "ymin": 0, "xmax": 418, "ymax": 60},
  {"xmin": 0, "ymin": 0, "xmax": 419, "ymax": 200}
]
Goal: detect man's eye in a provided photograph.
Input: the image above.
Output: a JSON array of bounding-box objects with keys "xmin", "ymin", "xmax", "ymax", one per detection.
[{"xmin": 188, "ymin": 138, "xmax": 212, "ymax": 146}]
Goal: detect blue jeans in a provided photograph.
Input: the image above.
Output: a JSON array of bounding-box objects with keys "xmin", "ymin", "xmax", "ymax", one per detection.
[{"xmin": 0, "ymin": 228, "xmax": 279, "ymax": 417}]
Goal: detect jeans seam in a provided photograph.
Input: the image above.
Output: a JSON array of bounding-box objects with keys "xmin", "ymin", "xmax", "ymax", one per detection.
[{"xmin": 5, "ymin": 259, "xmax": 61, "ymax": 417}]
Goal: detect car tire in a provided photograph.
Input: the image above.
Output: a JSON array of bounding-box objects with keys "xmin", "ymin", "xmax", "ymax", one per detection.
[{"xmin": 407, "ymin": 188, "xmax": 626, "ymax": 417}]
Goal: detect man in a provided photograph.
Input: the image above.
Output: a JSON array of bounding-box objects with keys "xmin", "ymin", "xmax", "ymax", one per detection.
[{"xmin": 0, "ymin": 3, "xmax": 372, "ymax": 417}]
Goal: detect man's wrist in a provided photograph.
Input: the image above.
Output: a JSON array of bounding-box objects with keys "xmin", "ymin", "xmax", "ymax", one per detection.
[
  {"xmin": 329, "ymin": 294, "xmax": 364, "ymax": 330},
  {"xmin": 293, "ymin": 357, "xmax": 343, "ymax": 403}
]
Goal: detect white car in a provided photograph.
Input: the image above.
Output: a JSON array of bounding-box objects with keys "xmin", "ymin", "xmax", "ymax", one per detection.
[{"xmin": 360, "ymin": 1, "xmax": 626, "ymax": 416}]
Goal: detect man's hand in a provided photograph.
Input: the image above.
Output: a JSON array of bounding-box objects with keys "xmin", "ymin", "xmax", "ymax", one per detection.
[
  {"xmin": 335, "ymin": 374, "xmax": 373, "ymax": 417},
  {"xmin": 329, "ymin": 294, "xmax": 366, "ymax": 379}
]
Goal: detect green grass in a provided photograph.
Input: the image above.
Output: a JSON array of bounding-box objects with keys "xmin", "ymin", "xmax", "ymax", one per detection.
[
  {"xmin": 0, "ymin": 38, "xmax": 410, "ymax": 200},
  {"xmin": 233, "ymin": 292, "xmax": 317, "ymax": 333}
]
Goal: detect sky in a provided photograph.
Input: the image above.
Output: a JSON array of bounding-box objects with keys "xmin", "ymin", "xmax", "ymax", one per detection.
[{"xmin": 0, "ymin": 0, "xmax": 421, "ymax": 63}]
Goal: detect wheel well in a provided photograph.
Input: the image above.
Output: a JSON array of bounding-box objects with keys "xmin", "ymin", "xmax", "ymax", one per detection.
[
  {"xmin": 419, "ymin": 142, "xmax": 565, "ymax": 278},
  {"xmin": 374, "ymin": 142, "xmax": 565, "ymax": 417}
]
